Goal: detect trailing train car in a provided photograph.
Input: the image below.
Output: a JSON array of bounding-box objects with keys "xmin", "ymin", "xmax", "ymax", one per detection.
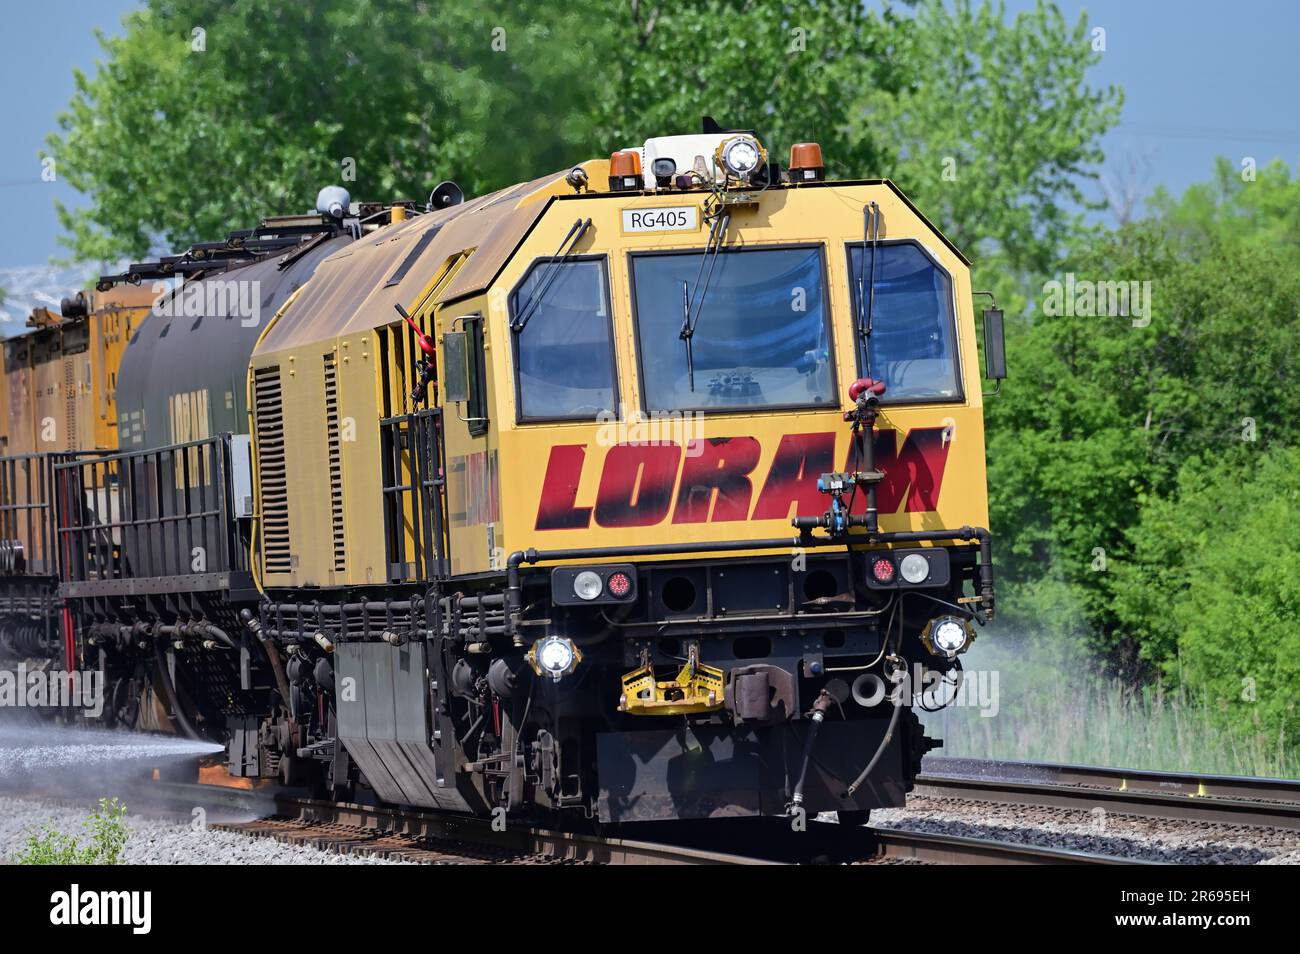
[
  {"xmin": 4, "ymin": 126, "xmax": 1007, "ymax": 827},
  {"xmin": 0, "ymin": 197, "xmax": 406, "ymax": 719},
  {"xmin": 51, "ymin": 197, "xmax": 414, "ymax": 734},
  {"xmin": 0, "ymin": 286, "xmax": 152, "ymax": 665}
]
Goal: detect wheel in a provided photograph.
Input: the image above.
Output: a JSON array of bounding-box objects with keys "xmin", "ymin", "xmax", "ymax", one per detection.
[{"xmin": 837, "ymin": 809, "xmax": 871, "ymax": 826}]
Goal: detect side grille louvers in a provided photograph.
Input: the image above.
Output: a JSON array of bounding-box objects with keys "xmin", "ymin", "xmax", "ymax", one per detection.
[
  {"xmin": 323, "ymin": 354, "xmax": 346, "ymax": 573},
  {"xmin": 253, "ymin": 366, "xmax": 290, "ymax": 574},
  {"xmin": 64, "ymin": 359, "xmax": 77, "ymax": 447}
]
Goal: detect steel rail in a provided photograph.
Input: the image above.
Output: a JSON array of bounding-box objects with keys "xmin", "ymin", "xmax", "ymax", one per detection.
[
  {"xmin": 869, "ymin": 827, "xmax": 1158, "ymax": 865},
  {"xmin": 916, "ymin": 757, "xmax": 1300, "ymax": 830},
  {"xmin": 143, "ymin": 782, "xmax": 777, "ymax": 865}
]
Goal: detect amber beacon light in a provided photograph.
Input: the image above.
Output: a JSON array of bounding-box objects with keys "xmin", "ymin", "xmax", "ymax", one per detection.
[
  {"xmin": 789, "ymin": 142, "xmax": 825, "ymax": 181},
  {"xmin": 608, "ymin": 150, "xmax": 643, "ymax": 191}
]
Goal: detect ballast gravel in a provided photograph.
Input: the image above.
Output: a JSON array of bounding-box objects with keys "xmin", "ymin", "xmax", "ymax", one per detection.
[
  {"xmin": 0, "ymin": 796, "xmax": 409, "ymax": 865},
  {"xmin": 870, "ymin": 794, "xmax": 1300, "ymax": 864}
]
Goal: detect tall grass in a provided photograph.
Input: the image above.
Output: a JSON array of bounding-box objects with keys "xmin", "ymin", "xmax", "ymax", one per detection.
[{"xmin": 919, "ymin": 636, "xmax": 1300, "ymax": 779}]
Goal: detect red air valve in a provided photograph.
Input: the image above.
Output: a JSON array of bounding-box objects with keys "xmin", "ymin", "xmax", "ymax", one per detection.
[
  {"xmin": 848, "ymin": 378, "xmax": 886, "ymax": 401},
  {"xmin": 394, "ymin": 302, "xmax": 436, "ymax": 357}
]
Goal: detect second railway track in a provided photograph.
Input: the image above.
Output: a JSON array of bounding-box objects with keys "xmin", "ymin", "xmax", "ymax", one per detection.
[{"xmin": 916, "ymin": 757, "xmax": 1300, "ymax": 831}]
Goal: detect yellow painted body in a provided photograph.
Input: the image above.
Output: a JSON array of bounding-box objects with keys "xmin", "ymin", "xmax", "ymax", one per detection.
[
  {"xmin": 0, "ymin": 287, "xmax": 151, "ymax": 456},
  {"xmin": 447, "ymin": 182, "xmax": 988, "ymax": 574},
  {"xmin": 251, "ymin": 167, "xmax": 989, "ymax": 586}
]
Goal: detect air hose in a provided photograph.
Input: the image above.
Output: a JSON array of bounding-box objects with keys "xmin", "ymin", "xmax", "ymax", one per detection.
[
  {"xmin": 153, "ymin": 640, "xmax": 203, "ymax": 741},
  {"xmin": 789, "ymin": 689, "xmax": 833, "ymax": 812},
  {"xmin": 843, "ymin": 676, "xmax": 904, "ymax": 798}
]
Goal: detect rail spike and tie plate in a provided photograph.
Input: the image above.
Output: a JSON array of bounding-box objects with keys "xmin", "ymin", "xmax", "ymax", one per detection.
[{"xmin": 619, "ymin": 642, "xmax": 725, "ymax": 716}]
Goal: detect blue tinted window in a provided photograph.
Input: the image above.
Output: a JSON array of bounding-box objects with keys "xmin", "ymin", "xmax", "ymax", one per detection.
[
  {"xmin": 847, "ymin": 242, "xmax": 960, "ymax": 401},
  {"xmin": 511, "ymin": 259, "xmax": 617, "ymax": 419},
  {"xmin": 632, "ymin": 246, "xmax": 835, "ymax": 412}
]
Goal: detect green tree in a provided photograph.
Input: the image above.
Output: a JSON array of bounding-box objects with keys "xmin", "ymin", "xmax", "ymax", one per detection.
[
  {"xmin": 985, "ymin": 185, "xmax": 1300, "ymax": 672},
  {"xmin": 47, "ymin": 0, "xmax": 1119, "ymax": 276},
  {"xmin": 867, "ymin": 0, "xmax": 1121, "ymax": 280},
  {"xmin": 1146, "ymin": 157, "xmax": 1300, "ymax": 254},
  {"xmin": 45, "ymin": 0, "xmax": 601, "ymax": 261}
]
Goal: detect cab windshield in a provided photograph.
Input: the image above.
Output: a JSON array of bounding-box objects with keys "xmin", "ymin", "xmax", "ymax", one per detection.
[{"xmin": 631, "ymin": 245, "xmax": 836, "ymax": 412}]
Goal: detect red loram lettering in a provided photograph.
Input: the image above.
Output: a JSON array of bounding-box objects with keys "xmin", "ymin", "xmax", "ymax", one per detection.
[
  {"xmin": 750, "ymin": 433, "xmax": 836, "ymax": 521},
  {"xmin": 846, "ymin": 427, "xmax": 951, "ymax": 515},
  {"xmin": 532, "ymin": 430, "xmax": 950, "ymax": 530},
  {"xmin": 534, "ymin": 444, "xmax": 592, "ymax": 530},
  {"xmin": 594, "ymin": 443, "xmax": 680, "ymax": 527},
  {"xmin": 672, "ymin": 436, "xmax": 761, "ymax": 523}
]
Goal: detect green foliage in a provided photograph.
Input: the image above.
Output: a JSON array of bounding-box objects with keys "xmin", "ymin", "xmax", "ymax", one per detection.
[
  {"xmin": 868, "ymin": 0, "xmax": 1121, "ymax": 280},
  {"xmin": 1146, "ymin": 157, "xmax": 1300, "ymax": 255},
  {"xmin": 981, "ymin": 149, "xmax": 1300, "ymax": 755},
  {"xmin": 987, "ymin": 211, "xmax": 1300, "ymax": 666},
  {"xmin": 45, "ymin": 0, "xmax": 1118, "ymax": 273},
  {"xmin": 17, "ymin": 798, "xmax": 130, "ymax": 865},
  {"xmin": 1112, "ymin": 450, "xmax": 1300, "ymax": 745},
  {"xmin": 46, "ymin": 0, "xmax": 601, "ymax": 261}
]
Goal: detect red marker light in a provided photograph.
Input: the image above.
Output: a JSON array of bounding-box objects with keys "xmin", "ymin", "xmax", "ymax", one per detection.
[
  {"xmin": 606, "ymin": 571, "xmax": 633, "ymax": 599},
  {"xmin": 872, "ymin": 558, "xmax": 895, "ymax": 583}
]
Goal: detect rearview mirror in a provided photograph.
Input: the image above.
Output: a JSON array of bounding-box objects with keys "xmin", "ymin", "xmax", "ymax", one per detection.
[
  {"xmin": 441, "ymin": 330, "xmax": 470, "ymax": 403},
  {"xmin": 982, "ymin": 308, "xmax": 1006, "ymax": 381}
]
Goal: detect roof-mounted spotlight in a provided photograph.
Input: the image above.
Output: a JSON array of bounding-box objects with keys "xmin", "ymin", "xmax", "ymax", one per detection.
[
  {"xmin": 651, "ymin": 157, "xmax": 676, "ymax": 189},
  {"xmin": 789, "ymin": 142, "xmax": 825, "ymax": 182},
  {"xmin": 315, "ymin": 185, "xmax": 352, "ymax": 219},
  {"xmin": 715, "ymin": 134, "xmax": 767, "ymax": 183},
  {"xmin": 565, "ymin": 166, "xmax": 589, "ymax": 193},
  {"xmin": 608, "ymin": 150, "xmax": 644, "ymax": 192}
]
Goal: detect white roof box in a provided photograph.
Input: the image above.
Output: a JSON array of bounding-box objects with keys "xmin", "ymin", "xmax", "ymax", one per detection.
[{"xmin": 638, "ymin": 134, "xmax": 732, "ymax": 190}]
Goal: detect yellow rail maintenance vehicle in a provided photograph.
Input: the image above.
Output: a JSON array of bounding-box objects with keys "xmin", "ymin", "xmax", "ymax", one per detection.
[{"xmin": 247, "ymin": 121, "xmax": 1006, "ymax": 824}]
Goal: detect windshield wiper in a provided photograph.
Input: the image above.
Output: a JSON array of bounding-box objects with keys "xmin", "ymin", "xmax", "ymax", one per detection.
[
  {"xmin": 678, "ymin": 210, "xmax": 731, "ymax": 390},
  {"xmin": 856, "ymin": 201, "xmax": 880, "ymax": 376},
  {"xmin": 510, "ymin": 217, "xmax": 591, "ymax": 333}
]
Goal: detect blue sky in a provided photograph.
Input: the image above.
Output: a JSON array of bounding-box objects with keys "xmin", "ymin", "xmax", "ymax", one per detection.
[{"xmin": 1, "ymin": 0, "xmax": 1297, "ymax": 272}]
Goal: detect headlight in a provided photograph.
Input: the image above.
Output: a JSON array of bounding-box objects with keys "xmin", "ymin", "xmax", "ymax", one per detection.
[
  {"xmin": 922, "ymin": 615, "xmax": 973, "ymax": 659},
  {"xmin": 899, "ymin": 553, "xmax": 930, "ymax": 584},
  {"xmin": 572, "ymin": 570, "xmax": 603, "ymax": 601},
  {"xmin": 651, "ymin": 157, "xmax": 676, "ymax": 179},
  {"xmin": 718, "ymin": 135, "xmax": 764, "ymax": 179},
  {"xmin": 529, "ymin": 636, "xmax": 582, "ymax": 682}
]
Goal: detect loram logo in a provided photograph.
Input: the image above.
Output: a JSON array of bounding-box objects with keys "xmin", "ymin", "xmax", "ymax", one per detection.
[
  {"xmin": 151, "ymin": 274, "xmax": 262, "ymax": 328},
  {"xmin": 535, "ymin": 429, "xmax": 951, "ymax": 530},
  {"xmin": 50, "ymin": 884, "xmax": 151, "ymax": 935}
]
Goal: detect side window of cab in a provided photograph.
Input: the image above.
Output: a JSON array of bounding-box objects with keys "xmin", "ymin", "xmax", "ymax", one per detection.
[{"xmin": 509, "ymin": 257, "xmax": 618, "ymax": 421}]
